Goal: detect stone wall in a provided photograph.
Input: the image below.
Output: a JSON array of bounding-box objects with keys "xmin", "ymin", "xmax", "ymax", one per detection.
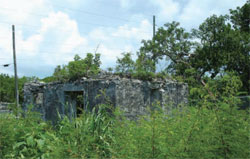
[
  {"xmin": 23, "ymin": 76, "xmax": 188, "ymax": 122},
  {"xmin": 0, "ymin": 102, "xmax": 12, "ymax": 114},
  {"xmin": 115, "ymin": 79, "xmax": 188, "ymax": 118}
]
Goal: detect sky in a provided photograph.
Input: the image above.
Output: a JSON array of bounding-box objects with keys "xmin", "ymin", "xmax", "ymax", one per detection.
[{"xmin": 0, "ymin": 0, "xmax": 246, "ymax": 78}]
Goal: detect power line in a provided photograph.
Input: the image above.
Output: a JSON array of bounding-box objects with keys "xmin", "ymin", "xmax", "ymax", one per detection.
[
  {"xmin": 0, "ymin": 27, "xmax": 145, "ymax": 55},
  {"xmin": 0, "ymin": 44, "xmax": 139, "ymax": 56},
  {"xmin": 0, "ymin": 5, "xmax": 150, "ymax": 25},
  {"xmin": 52, "ymin": 4, "xmax": 147, "ymax": 23},
  {"xmin": 0, "ymin": 8, "xmax": 154, "ymax": 66},
  {"xmin": 0, "ymin": 28, "xmax": 145, "ymax": 56},
  {"xmin": 0, "ymin": 19, "xmax": 152, "ymax": 35},
  {"xmin": 63, "ymin": 0, "xmax": 156, "ymax": 18},
  {"xmin": 0, "ymin": 43, "xmax": 139, "ymax": 59},
  {"xmin": 0, "ymin": 33, "xmax": 143, "ymax": 53},
  {"xmin": 0, "ymin": 32, "xmax": 150, "ymax": 49},
  {"xmin": 0, "ymin": 37, "xmax": 145, "ymax": 48}
]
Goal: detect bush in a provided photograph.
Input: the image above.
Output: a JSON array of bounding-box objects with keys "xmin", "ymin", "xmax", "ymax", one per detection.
[
  {"xmin": 46, "ymin": 53, "xmax": 101, "ymax": 82},
  {"xmin": 0, "ymin": 97, "xmax": 249, "ymax": 158}
]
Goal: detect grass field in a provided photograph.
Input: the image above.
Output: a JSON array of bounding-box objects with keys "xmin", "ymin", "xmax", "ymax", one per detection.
[{"xmin": 0, "ymin": 102, "xmax": 249, "ymax": 158}]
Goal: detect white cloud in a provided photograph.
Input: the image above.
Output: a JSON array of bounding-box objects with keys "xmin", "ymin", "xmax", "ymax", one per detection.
[
  {"xmin": 0, "ymin": 6, "xmax": 88, "ymax": 76},
  {"xmin": 149, "ymin": 0, "xmax": 180, "ymax": 21},
  {"xmin": 34, "ymin": 12, "xmax": 88, "ymax": 65},
  {"xmin": 0, "ymin": 26, "xmax": 12, "ymax": 53},
  {"xmin": 0, "ymin": 9, "xmax": 151, "ymax": 75},
  {"xmin": 99, "ymin": 44, "xmax": 123, "ymax": 64},
  {"xmin": 0, "ymin": 0, "xmax": 52, "ymax": 24},
  {"xmin": 0, "ymin": 11, "xmax": 87, "ymax": 65},
  {"xmin": 0, "ymin": 0, "xmax": 53, "ymax": 64},
  {"xmin": 0, "ymin": 3, "xmax": 151, "ymax": 77},
  {"xmin": 40, "ymin": 12, "xmax": 87, "ymax": 52},
  {"xmin": 112, "ymin": 19, "xmax": 152, "ymax": 40},
  {"xmin": 86, "ymin": 19, "xmax": 152, "ymax": 68},
  {"xmin": 177, "ymin": 0, "xmax": 246, "ymax": 30},
  {"xmin": 89, "ymin": 28, "xmax": 110, "ymax": 41}
]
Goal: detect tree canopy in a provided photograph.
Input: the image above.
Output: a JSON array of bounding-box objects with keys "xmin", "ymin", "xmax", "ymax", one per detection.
[
  {"xmin": 0, "ymin": 74, "xmax": 37, "ymax": 103},
  {"xmin": 133, "ymin": 1, "xmax": 249, "ymax": 93},
  {"xmin": 47, "ymin": 53, "xmax": 101, "ymax": 82}
]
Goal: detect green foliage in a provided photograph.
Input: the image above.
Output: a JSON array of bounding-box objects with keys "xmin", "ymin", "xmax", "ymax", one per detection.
[
  {"xmin": 135, "ymin": 50, "xmax": 156, "ymax": 74},
  {"xmin": 0, "ymin": 74, "xmax": 14, "ymax": 102},
  {"xmin": 136, "ymin": 1, "xmax": 249, "ymax": 93},
  {"xmin": 131, "ymin": 71, "xmax": 155, "ymax": 80},
  {"xmin": 107, "ymin": 67, "xmax": 113, "ymax": 73},
  {"xmin": 139, "ymin": 21, "xmax": 193, "ymax": 75},
  {"xmin": 187, "ymin": 7, "xmax": 249, "ymax": 93},
  {"xmin": 188, "ymin": 72, "xmax": 243, "ymax": 107},
  {"xmin": 1, "ymin": 74, "xmax": 249, "ymax": 158},
  {"xmin": 0, "ymin": 74, "xmax": 36, "ymax": 103},
  {"xmin": 207, "ymin": 72, "xmax": 242, "ymax": 97},
  {"xmin": 0, "ymin": 110, "xmax": 55, "ymax": 158},
  {"xmin": 1, "ymin": 93, "xmax": 249, "ymax": 158},
  {"xmin": 230, "ymin": 0, "xmax": 250, "ymax": 32},
  {"xmin": 1, "ymin": 2, "xmax": 249, "ymax": 157},
  {"xmin": 113, "ymin": 52, "xmax": 171, "ymax": 81},
  {"xmin": 191, "ymin": 12, "xmax": 249, "ymax": 90},
  {"xmin": 191, "ymin": 15, "xmax": 232, "ymax": 78},
  {"xmin": 115, "ymin": 52, "xmax": 135, "ymax": 74},
  {"xmin": 48, "ymin": 53, "xmax": 101, "ymax": 82},
  {"xmin": 52, "ymin": 65, "xmax": 69, "ymax": 82}
]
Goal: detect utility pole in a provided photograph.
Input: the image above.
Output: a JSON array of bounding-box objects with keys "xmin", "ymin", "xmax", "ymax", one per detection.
[
  {"xmin": 12, "ymin": 25, "xmax": 19, "ymax": 107},
  {"xmin": 153, "ymin": 15, "xmax": 156, "ymax": 38},
  {"xmin": 152, "ymin": 15, "xmax": 156, "ymax": 72}
]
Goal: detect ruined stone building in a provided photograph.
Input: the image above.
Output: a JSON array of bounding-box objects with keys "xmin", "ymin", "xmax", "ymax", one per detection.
[{"xmin": 23, "ymin": 75, "xmax": 188, "ymax": 121}]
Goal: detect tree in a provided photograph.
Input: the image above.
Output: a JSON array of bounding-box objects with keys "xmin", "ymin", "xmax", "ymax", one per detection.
[
  {"xmin": 0, "ymin": 74, "xmax": 35, "ymax": 103},
  {"xmin": 115, "ymin": 52, "xmax": 135, "ymax": 74},
  {"xmin": 51, "ymin": 53, "xmax": 101, "ymax": 81},
  {"xmin": 0, "ymin": 74, "xmax": 14, "ymax": 102},
  {"xmin": 139, "ymin": 21, "xmax": 194, "ymax": 75},
  {"xmin": 137, "ymin": 1, "xmax": 249, "ymax": 93},
  {"xmin": 135, "ymin": 51, "xmax": 156, "ymax": 74},
  {"xmin": 192, "ymin": 1, "xmax": 249, "ymax": 93},
  {"xmin": 229, "ymin": 0, "xmax": 250, "ymax": 93},
  {"xmin": 68, "ymin": 54, "xmax": 88, "ymax": 80},
  {"xmin": 52, "ymin": 65, "xmax": 69, "ymax": 81},
  {"xmin": 191, "ymin": 15, "xmax": 232, "ymax": 79},
  {"xmin": 230, "ymin": 0, "xmax": 250, "ymax": 32}
]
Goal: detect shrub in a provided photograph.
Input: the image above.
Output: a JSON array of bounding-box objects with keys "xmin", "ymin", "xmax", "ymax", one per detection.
[{"xmin": 1, "ymin": 97, "xmax": 249, "ymax": 158}]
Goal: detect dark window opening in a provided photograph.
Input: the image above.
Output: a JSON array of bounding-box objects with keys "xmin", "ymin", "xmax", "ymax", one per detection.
[{"xmin": 65, "ymin": 91, "xmax": 84, "ymax": 117}]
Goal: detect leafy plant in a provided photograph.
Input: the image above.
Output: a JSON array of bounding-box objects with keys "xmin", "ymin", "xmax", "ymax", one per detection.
[
  {"xmin": 115, "ymin": 52, "xmax": 135, "ymax": 74},
  {"xmin": 47, "ymin": 53, "xmax": 101, "ymax": 82}
]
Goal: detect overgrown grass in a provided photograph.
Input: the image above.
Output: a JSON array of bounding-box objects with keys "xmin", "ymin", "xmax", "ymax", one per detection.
[{"xmin": 0, "ymin": 101, "xmax": 249, "ymax": 158}]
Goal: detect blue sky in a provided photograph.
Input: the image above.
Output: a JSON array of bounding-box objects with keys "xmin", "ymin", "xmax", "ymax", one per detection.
[{"xmin": 0, "ymin": 0, "xmax": 246, "ymax": 78}]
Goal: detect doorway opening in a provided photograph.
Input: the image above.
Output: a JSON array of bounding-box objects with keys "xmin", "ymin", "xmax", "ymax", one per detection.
[{"xmin": 65, "ymin": 91, "xmax": 84, "ymax": 117}]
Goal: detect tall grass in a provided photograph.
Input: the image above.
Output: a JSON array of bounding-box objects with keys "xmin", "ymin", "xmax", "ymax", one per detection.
[{"xmin": 0, "ymin": 100, "xmax": 249, "ymax": 158}]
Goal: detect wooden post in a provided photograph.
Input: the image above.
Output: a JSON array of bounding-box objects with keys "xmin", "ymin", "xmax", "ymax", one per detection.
[
  {"xmin": 12, "ymin": 25, "xmax": 19, "ymax": 107},
  {"xmin": 153, "ymin": 15, "xmax": 156, "ymax": 38}
]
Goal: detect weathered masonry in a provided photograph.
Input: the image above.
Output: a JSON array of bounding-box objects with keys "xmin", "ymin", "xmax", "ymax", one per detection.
[
  {"xmin": 0, "ymin": 102, "xmax": 12, "ymax": 114},
  {"xmin": 23, "ymin": 76, "xmax": 188, "ymax": 121}
]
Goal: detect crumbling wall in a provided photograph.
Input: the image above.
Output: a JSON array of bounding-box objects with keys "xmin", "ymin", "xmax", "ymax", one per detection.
[
  {"xmin": 0, "ymin": 102, "xmax": 12, "ymax": 114},
  {"xmin": 23, "ymin": 82, "xmax": 46, "ymax": 119},
  {"xmin": 23, "ymin": 76, "xmax": 188, "ymax": 122},
  {"xmin": 115, "ymin": 79, "xmax": 188, "ymax": 118},
  {"xmin": 23, "ymin": 79, "xmax": 117, "ymax": 122}
]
